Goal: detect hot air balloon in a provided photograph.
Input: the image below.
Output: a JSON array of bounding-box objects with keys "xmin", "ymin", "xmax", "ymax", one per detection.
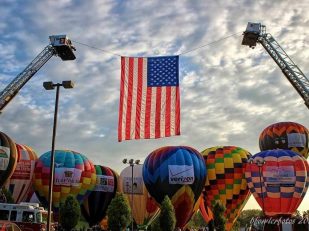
[
  {"xmin": 259, "ymin": 121, "xmax": 309, "ymax": 159},
  {"xmin": 183, "ymin": 197, "xmax": 203, "ymax": 230},
  {"xmin": 245, "ymin": 149, "xmax": 309, "ymax": 216},
  {"xmin": 4, "ymin": 144, "xmax": 38, "ymax": 203},
  {"xmin": 142, "ymin": 146, "xmax": 206, "ymax": 229},
  {"xmin": 119, "ymin": 164, "xmax": 160, "ymax": 230},
  {"xmin": 99, "ymin": 217, "xmax": 108, "ymax": 231},
  {"xmin": 0, "ymin": 132, "xmax": 17, "ymax": 188},
  {"xmin": 81, "ymin": 165, "xmax": 118, "ymax": 227},
  {"xmin": 201, "ymin": 146, "xmax": 251, "ymax": 231},
  {"xmin": 199, "ymin": 197, "xmax": 213, "ymax": 224},
  {"xmin": 33, "ymin": 150, "xmax": 96, "ymax": 217}
]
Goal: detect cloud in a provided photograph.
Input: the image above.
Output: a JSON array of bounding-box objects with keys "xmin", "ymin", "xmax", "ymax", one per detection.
[{"xmin": 1, "ymin": 0, "xmax": 309, "ymax": 211}]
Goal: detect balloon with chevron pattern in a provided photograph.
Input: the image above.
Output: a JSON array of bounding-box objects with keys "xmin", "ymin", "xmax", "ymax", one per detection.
[{"xmin": 259, "ymin": 121, "xmax": 309, "ymax": 159}]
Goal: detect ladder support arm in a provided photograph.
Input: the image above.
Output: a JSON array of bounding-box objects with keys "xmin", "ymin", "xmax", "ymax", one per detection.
[
  {"xmin": 0, "ymin": 45, "xmax": 55, "ymax": 112},
  {"xmin": 259, "ymin": 35, "xmax": 309, "ymax": 109},
  {"xmin": 242, "ymin": 22, "xmax": 309, "ymax": 109}
]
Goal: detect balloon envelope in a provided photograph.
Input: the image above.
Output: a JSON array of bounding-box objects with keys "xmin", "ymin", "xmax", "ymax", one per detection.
[
  {"xmin": 0, "ymin": 132, "xmax": 17, "ymax": 188},
  {"xmin": 5, "ymin": 144, "xmax": 37, "ymax": 203},
  {"xmin": 199, "ymin": 196, "xmax": 213, "ymax": 223},
  {"xmin": 201, "ymin": 146, "xmax": 251, "ymax": 231},
  {"xmin": 143, "ymin": 146, "xmax": 206, "ymax": 228},
  {"xmin": 81, "ymin": 165, "xmax": 118, "ymax": 226},
  {"xmin": 33, "ymin": 150, "xmax": 96, "ymax": 216},
  {"xmin": 119, "ymin": 164, "xmax": 160, "ymax": 229},
  {"xmin": 259, "ymin": 121, "xmax": 309, "ymax": 159},
  {"xmin": 245, "ymin": 149, "xmax": 309, "ymax": 216}
]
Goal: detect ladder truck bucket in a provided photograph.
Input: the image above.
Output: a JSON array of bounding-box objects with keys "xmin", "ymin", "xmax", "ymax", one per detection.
[
  {"xmin": 49, "ymin": 35, "xmax": 76, "ymax": 61},
  {"xmin": 241, "ymin": 22, "xmax": 261, "ymax": 48}
]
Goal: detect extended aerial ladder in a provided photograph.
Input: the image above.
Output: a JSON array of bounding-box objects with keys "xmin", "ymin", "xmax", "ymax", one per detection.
[
  {"xmin": 242, "ymin": 22, "xmax": 309, "ymax": 109},
  {"xmin": 0, "ymin": 35, "xmax": 76, "ymax": 113}
]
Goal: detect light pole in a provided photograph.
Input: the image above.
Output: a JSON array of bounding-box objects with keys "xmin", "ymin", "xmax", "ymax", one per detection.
[
  {"xmin": 43, "ymin": 80, "xmax": 74, "ymax": 231},
  {"xmin": 123, "ymin": 158, "xmax": 140, "ymax": 231},
  {"xmin": 250, "ymin": 158, "xmax": 266, "ymax": 215}
]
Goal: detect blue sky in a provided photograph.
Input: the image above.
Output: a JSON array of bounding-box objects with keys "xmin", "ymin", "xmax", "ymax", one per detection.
[{"xmin": 0, "ymin": 0, "xmax": 308, "ymax": 211}]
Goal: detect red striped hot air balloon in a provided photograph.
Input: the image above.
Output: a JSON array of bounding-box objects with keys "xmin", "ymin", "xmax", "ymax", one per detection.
[
  {"xmin": 5, "ymin": 144, "xmax": 38, "ymax": 203},
  {"xmin": 0, "ymin": 132, "xmax": 17, "ymax": 188},
  {"xmin": 259, "ymin": 121, "xmax": 309, "ymax": 159},
  {"xmin": 245, "ymin": 149, "xmax": 309, "ymax": 216}
]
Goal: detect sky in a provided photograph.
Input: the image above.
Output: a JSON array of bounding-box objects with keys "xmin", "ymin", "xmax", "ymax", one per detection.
[{"xmin": 0, "ymin": 0, "xmax": 308, "ymax": 212}]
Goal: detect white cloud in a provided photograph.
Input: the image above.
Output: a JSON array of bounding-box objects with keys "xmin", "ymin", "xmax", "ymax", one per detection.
[{"xmin": 0, "ymin": 0, "xmax": 309, "ymax": 212}]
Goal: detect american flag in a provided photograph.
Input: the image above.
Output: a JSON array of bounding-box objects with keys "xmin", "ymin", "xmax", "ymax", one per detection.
[{"xmin": 118, "ymin": 56, "xmax": 180, "ymax": 141}]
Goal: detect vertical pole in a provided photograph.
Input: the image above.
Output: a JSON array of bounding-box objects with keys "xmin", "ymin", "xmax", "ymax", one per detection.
[
  {"xmin": 47, "ymin": 84, "xmax": 60, "ymax": 231},
  {"xmin": 258, "ymin": 164, "xmax": 265, "ymax": 215},
  {"xmin": 131, "ymin": 164, "xmax": 134, "ymax": 231}
]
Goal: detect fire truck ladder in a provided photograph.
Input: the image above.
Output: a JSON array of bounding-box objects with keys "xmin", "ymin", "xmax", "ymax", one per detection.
[
  {"xmin": 0, "ymin": 35, "xmax": 76, "ymax": 113},
  {"xmin": 242, "ymin": 22, "xmax": 309, "ymax": 109}
]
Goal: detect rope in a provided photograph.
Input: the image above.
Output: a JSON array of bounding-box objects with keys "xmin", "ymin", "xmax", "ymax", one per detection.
[
  {"xmin": 71, "ymin": 31, "xmax": 243, "ymax": 57},
  {"xmin": 178, "ymin": 32, "xmax": 243, "ymax": 55},
  {"xmin": 71, "ymin": 40, "xmax": 122, "ymax": 57}
]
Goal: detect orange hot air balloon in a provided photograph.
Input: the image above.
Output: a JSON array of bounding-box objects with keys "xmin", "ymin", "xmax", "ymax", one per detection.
[
  {"xmin": 259, "ymin": 121, "xmax": 309, "ymax": 158},
  {"xmin": 0, "ymin": 132, "xmax": 17, "ymax": 188},
  {"xmin": 5, "ymin": 144, "xmax": 38, "ymax": 203},
  {"xmin": 99, "ymin": 217, "xmax": 108, "ymax": 230},
  {"xmin": 245, "ymin": 149, "xmax": 309, "ymax": 216},
  {"xmin": 199, "ymin": 196, "xmax": 213, "ymax": 223},
  {"xmin": 201, "ymin": 146, "xmax": 251, "ymax": 231},
  {"xmin": 120, "ymin": 164, "xmax": 160, "ymax": 229}
]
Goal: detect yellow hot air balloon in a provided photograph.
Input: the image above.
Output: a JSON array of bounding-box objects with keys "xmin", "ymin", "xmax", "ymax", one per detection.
[
  {"xmin": 119, "ymin": 164, "xmax": 160, "ymax": 229},
  {"xmin": 201, "ymin": 146, "xmax": 251, "ymax": 231},
  {"xmin": 33, "ymin": 150, "xmax": 96, "ymax": 220}
]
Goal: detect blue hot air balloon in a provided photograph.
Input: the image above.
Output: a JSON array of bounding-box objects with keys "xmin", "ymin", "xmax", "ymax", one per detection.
[{"xmin": 142, "ymin": 146, "xmax": 206, "ymax": 228}]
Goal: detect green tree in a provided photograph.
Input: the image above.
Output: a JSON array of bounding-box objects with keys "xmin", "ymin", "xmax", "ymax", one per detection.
[
  {"xmin": 59, "ymin": 195, "xmax": 81, "ymax": 231},
  {"xmin": 0, "ymin": 187, "xmax": 14, "ymax": 203},
  {"xmin": 150, "ymin": 217, "xmax": 162, "ymax": 231},
  {"xmin": 212, "ymin": 201, "xmax": 226, "ymax": 231},
  {"xmin": 293, "ymin": 211, "xmax": 309, "ymax": 231},
  {"xmin": 234, "ymin": 209, "xmax": 263, "ymax": 229},
  {"xmin": 186, "ymin": 211, "xmax": 207, "ymax": 229},
  {"xmin": 106, "ymin": 193, "xmax": 131, "ymax": 231},
  {"xmin": 159, "ymin": 196, "xmax": 176, "ymax": 231}
]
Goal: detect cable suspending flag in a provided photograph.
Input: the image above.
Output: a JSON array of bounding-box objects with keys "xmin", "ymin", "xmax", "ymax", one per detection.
[{"xmin": 118, "ymin": 56, "xmax": 180, "ymax": 141}]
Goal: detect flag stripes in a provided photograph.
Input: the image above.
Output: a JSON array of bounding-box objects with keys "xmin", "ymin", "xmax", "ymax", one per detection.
[{"xmin": 118, "ymin": 56, "xmax": 180, "ymax": 141}]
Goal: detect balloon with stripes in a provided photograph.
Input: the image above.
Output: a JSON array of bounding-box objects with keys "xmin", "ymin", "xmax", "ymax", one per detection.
[
  {"xmin": 5, "ymin": 144, "xmax": 37, "ymax": 203},
  {"xmin": 245, "ymin": 149, "xmax": 309, "ymax": 216}
]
